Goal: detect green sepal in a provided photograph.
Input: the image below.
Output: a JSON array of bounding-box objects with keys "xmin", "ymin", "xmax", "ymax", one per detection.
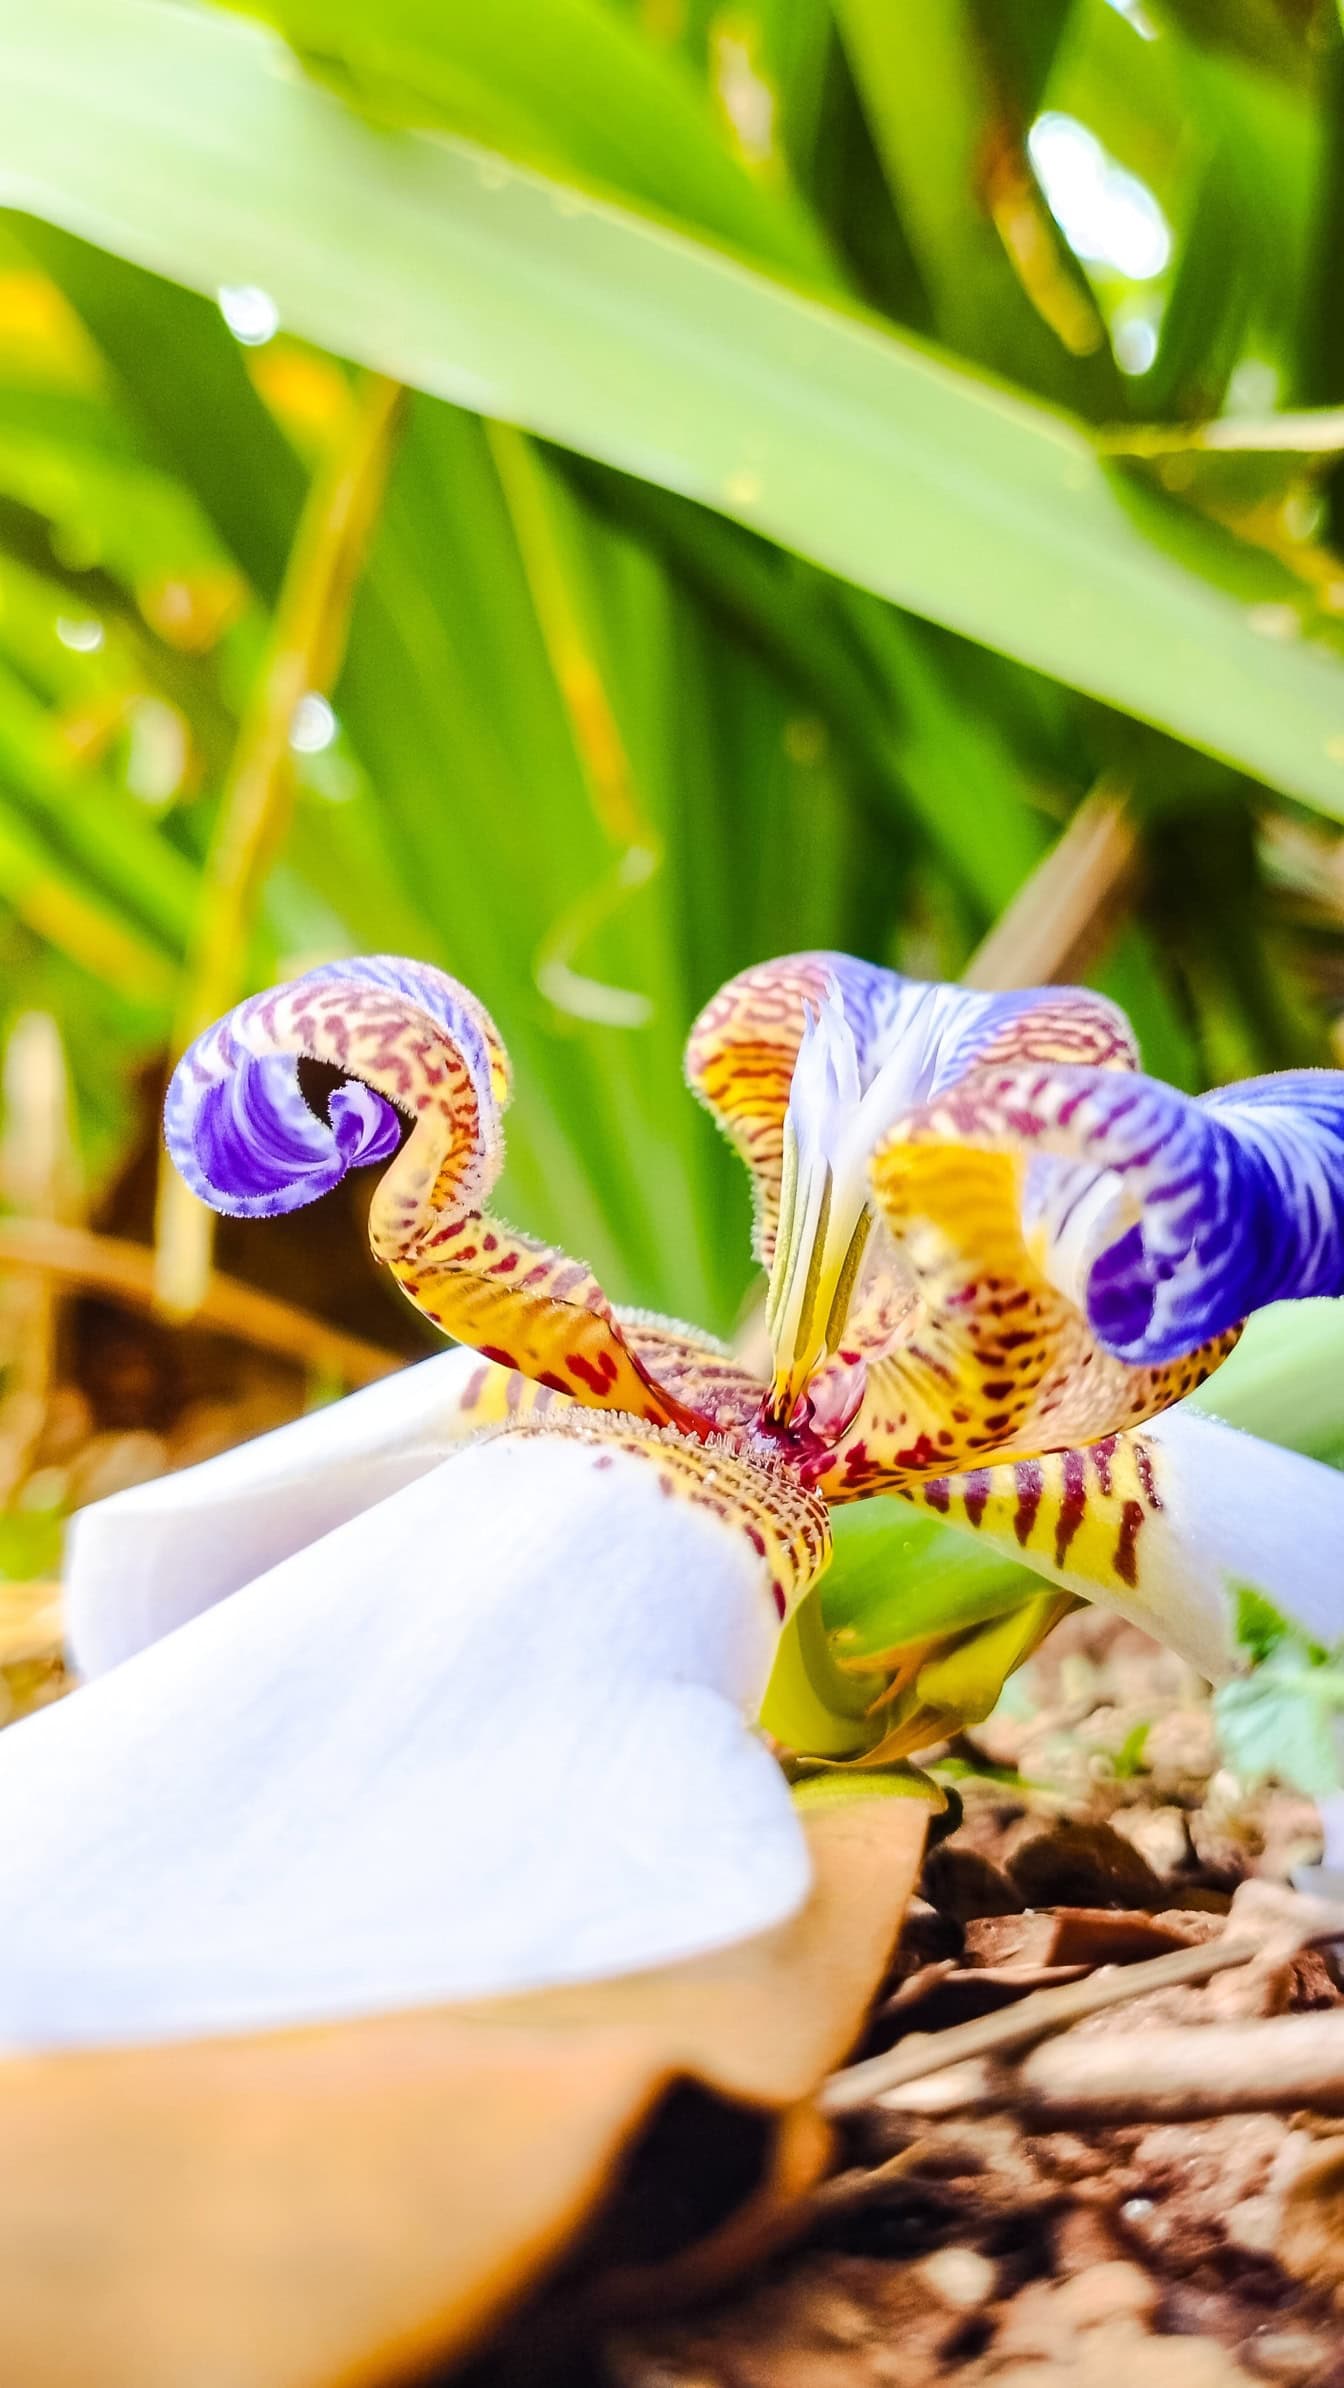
[
  {"xmin": 759, "ymin": 1583, "xmax": 882, "ymax": 1760},
  {"xmin": 820, "ymin": 1500, "xmax": 1041, "ymax": 1669},
  {"xmin": 912, "ymin": 1589, "xmax": 1075, "ymax": 1726}
]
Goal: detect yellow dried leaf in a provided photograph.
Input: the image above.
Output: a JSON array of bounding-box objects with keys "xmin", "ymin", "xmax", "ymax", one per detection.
[{"xmin": 0, "ymin": 1791, "xmax": 924, "ymax": 2388}]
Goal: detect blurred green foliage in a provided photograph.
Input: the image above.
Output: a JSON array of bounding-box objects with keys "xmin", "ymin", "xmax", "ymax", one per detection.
[{"xmin": 0, "ymin": 0, "xmax": 1342, "ymax": 1346}]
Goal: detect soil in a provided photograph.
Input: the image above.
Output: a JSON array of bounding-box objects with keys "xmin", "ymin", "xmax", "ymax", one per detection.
[{"xmin": 599, "ymin": 1610, "xmax": 1344, "ymax": 2388}]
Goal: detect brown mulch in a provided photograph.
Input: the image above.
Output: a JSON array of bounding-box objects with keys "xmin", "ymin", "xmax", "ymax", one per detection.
[{"xmin": 598, "ymin": 1611, "xmax": 1344, "ymax": 2388}]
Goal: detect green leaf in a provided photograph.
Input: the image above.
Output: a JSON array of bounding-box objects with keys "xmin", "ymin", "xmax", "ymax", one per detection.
[
  {"xmin": 222, "ymin": 0, "xmax": 834, "ymax": 285},
  {"xmin": 790, "ymin": 1768, "xmax": 946, "ymax": 1812},
  {"xmin": 760, "ymin": 1581, "xmax": 885, "ymax": 1761},
  {"xmin": 912, "ymin": 1588, "xmax": 1068, "ymax": 1726},
  {"xmin": 1216, "ymin": 1661, "xmax": 1344, "ymax": 1800},
  {"xmin": 9, "ymin": 0, "xmax": 1344, "ymax": 820},
  {"xmin": 1191, "ymin": 1298, "xmax": 1344, "ymax": 1469},
  {"xmin": 833, "ymin": 0, "xmax": 1120, "ymax": 411},
  {"xmin": 0, "ymin": 653, "xmax": 197, "ymax": 950},
  {"xmin": 0, "ymin": 1507, "xmax": 63, "ymax": 1584},
  {"xmin": 1113, "ymin": 1719, "xmax": 1152, "ymax": 1779},
  {"xmin": 1214, "ymin": 1576, "xmax": 1344, "ymax": 1800},
  {"xmin": 822, "ymin": 1497, "xmax": 1043, "ymax": 1665},
  {"xmin": 1232, "ymin": 1582, "xmax": 1305, "ymax": 1667}
]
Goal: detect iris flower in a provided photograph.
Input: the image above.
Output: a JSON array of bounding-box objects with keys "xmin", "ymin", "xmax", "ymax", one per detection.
[{"xmin": 0, "ymin": 949, "xmax": 1341, "ymax": 2047}]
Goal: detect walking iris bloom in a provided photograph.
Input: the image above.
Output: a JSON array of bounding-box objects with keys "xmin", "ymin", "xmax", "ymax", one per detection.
[{"xmin": 0, "ymin": 950, "xmax": 1342, "ymax": 2047}]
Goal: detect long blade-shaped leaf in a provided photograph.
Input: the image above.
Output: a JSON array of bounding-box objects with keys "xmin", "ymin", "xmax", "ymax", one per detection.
[{"xmin": 5, "ymin": 1, "xmax": 1344, "ymax": 817}]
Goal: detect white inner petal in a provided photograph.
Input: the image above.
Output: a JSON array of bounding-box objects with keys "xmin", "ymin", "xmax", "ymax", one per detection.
[
  {"xmin": 768, "ymin": 978, "xmax": 988, "ymax": 1404},
  {"xmin": 0, "ymin": 1430, "xmax": 807, "ymax": 2048},
  {"xmin": 791, "ymin": 980, "xmax": 973, "ymax": 1213}
]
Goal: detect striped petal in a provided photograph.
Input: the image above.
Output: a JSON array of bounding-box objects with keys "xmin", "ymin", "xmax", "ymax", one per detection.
[
  {"xmin": 0, "ymin": 1420, "xmax": 829, "ymax": 2048},
  {"xmin": 915, "ymin": 1065, "xmax": 1344, "ymax": 1362},
  {"xmin": 900, "ymin": 1406, "xmax": 1344, "ymax": 1684},
  {"xmin": 166, "ymin": 959, "xmax": 701, "ymax": 1427},
  {"xmin": 1028, "ymin": 1067, "xmax": 1344, "ymax": 1362}
]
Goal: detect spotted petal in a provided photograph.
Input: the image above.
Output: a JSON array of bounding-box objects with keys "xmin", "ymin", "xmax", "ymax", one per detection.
[
  {"xmin": 901, "ymin": 1406, "xmax": 1344, "ymax": 1685},
  {"xmin": 0, "ymin": 1419, "xmax": 829, "ymax": 2047},
  {"xmin": 822, "ymin": 1059, "xmax": 1344, "ymax": 1495},
  {"xmin": 688, "ymin": 954, "xmax": 1139, "ymax": 1460},
  {"xmin": 816, "ymin": 1148, "xmax": 1233, "ymax": 1502},
  {"xmin": 167, "ymin": 958, "xmax": 701, "ymax": 1426}
]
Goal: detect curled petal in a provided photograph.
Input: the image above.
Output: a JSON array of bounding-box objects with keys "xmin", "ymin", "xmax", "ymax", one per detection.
[
  {"xmin": 166, "ymin": 959, "xmax": 697, "ymax": 1425},
  {"xmin": 166, "ymin": 956, "xmax": 507, "ymax": 1221},
  {"xmin": 820, "ymin": 1135, "xmax": 1234, "ymax": 1499},
  {"xmin": 1082, "ymin": 1071, "xmax": 1344, "ymax": 1361},
  {"xmin": 0, "ymin": 1421, "xmax": 827, "ymax": 2047},
  {"xmin": 176, "ymin": 1061, "xmax": 401, "ymax": 1218},
  {"xmin": 894, "ymin": 1063, "xmax": 1344, "ymax": 1365},
  {"xmin": 900, "ymin": 1407, "xmax": 1344, "ymax": 1684},
  {"xmin": 836, "ymin": 1054, "xmax": 1344, "ymax": 1494}
]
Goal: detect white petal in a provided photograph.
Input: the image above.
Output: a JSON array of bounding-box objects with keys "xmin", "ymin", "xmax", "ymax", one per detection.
[
  {"xmin": 989, "ymin": 1407, "xmax": 1344, "ymax": 1681},
  {"xmin": 0, "ymin": 1428, "xmax": 806, "ymax": 2048},
  {"xmin": 1095, "ymin": 1407, "xmax": 1344, "ymax": 1676},
  {"xmin": 66, "ymin": 1345, "xmax": 493, "ymax": 1677}
]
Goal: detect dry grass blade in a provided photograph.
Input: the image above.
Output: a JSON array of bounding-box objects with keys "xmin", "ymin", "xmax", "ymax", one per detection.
[
  {"xmin": 961, "ymin": 780, "xmax": 1137, "ymax": 993},
  {"xmin": 0, "ymin": 1013, "xmax": 80, "ymax": 1500},
  {"xmin": 486, "ymin": 419, "xmax": 660, "ymax": 1029},
  {"xmin": 1103, "ymin": 411, "xmax": 1344, "ymax": 458},
  {"xmin": 0, "ymin": 1218, "xmax": 400, "ymax": 1387},
  {"xmin": 891, "ymin": 2007, "xmax": 1344, "ymax": 2125},
  {"xmin": 821, "ymin": 1881, "xmax": 1344, "ymax": 2116},
  {"xmin": 154, "ymin": 371, "xmax": 407, "ymax": 1320}
]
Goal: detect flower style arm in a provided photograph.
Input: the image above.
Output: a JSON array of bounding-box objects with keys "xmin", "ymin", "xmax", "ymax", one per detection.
[
  {"xmin": 166, "ymin": 957, "xmax": 700, "ymax": 1427},
  {"xmin": 687, "ymin": 953, "xmax": 1133, "ymax": 1267}
]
